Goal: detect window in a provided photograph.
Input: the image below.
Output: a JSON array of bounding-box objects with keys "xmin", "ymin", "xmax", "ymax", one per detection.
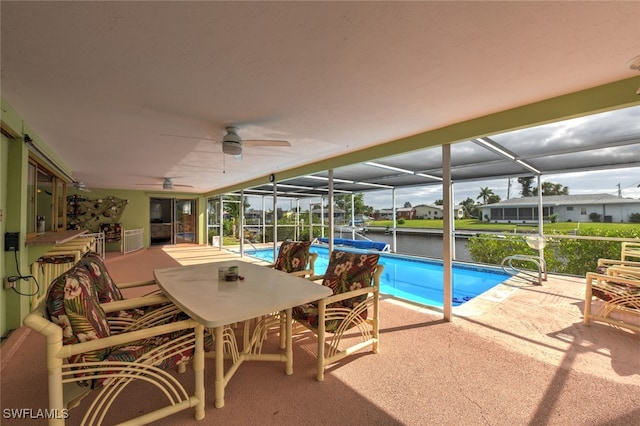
[
  {"xmin": 567, "ymin": 206, "xmax": 574, "ymax": 211},
  {"xmin": 27, "ymin": 157, "xmax": 67, "ymax": 237},
  {"xmin": 581, "ymin": 208, "xmax": 587, "ymax": 215}
]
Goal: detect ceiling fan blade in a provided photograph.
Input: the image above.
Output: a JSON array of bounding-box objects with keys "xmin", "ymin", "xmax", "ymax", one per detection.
[
  {"xmin": 243, "ymin": 139, "xmax": 291, "ymax": 147},
  {"xmin": 160, "ymin": 133, "xmax": 221, "ymax": 143}
]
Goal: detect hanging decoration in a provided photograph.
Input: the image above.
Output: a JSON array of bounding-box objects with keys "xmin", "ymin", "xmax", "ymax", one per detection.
[{"xmin": 67, "ymin": 194, "xmax": 128, "ymax": 232}]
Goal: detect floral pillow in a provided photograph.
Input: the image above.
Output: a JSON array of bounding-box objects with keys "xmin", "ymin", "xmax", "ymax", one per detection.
[
  {"xmin": 292, "ymin": 250, "xmax": 380, "ymax": 332},
  {"xmin": 47, "ymin": 266, "xmax": 111, "ymax": 364},
  {"xmin": 274, "ymin": 240, "xmax": 312, "ymax": 273},
  {"xmin": 321, "ymin": 250, "xmax": 380, "ymax": 308},
  {"xmin": 77, "ymin": 251, "xmax": 123, "ymax": 303}
]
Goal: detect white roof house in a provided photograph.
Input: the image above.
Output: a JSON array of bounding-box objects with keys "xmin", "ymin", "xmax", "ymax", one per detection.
[
  {"xmin": 480, "ymin": 194, "xmax": 640, "ymax": 223},
  {"xmin": 414, "ymin": 204, "xmax": 465, "ymax": 220}
]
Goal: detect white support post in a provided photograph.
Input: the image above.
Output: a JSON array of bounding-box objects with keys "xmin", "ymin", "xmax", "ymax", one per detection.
[
  {"xmin": 537, "ymin": 175, "xmax": 545, "ymax": 259},
  {"xmin": 308, "ymin": 198, "xmax": 313, "ymax": 240},
  {"xmin": 262, "ymin": 196, "xmax": 266, "ymax": 244},
  {"xmin": 392, "ymin": 188, "xmax": 397, "ymax": 253},
  {"xmin": 219, "ymin": 195, "xmax": 224, "ymax": 251},
  {"xmin": 328, "ymin": 170, "xmax": 334, "ymax": 253},
  {"xmin": 351, "ymin": 193, "xmax": 355, "ymax": 240},
  {"xmin": 321, "ymin": 197, "xmax": 325, "ymax": 238},
  {"xmin": 273, "ymin": 180, "xmax": 278, "ymax": 261},
  {"xmin": 240, "ymin": 190, "xmax": 245, "ymax": 257},
  {"xmin": 442, "ymin": 144, "xmax": 453, "ymax": 322}
]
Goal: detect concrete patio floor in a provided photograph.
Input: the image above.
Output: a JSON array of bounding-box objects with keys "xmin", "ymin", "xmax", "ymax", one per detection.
[{"xmin": 2, "ymin": 244, "xmax": 638, "ymax": 425}]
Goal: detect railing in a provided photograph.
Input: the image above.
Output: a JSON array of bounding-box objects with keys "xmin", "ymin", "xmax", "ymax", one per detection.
[
  {"xmin": 123, "ymin": 228, "xmax": 144, "ymax": 254},
  {"xmin": 82, "ymin": 232, "xmax": 105, "ymax": 258}
]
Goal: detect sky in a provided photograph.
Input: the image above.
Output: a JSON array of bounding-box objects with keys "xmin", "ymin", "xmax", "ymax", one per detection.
[
  {"xmin": 246, "ymin": 104, "xmax": 640, "ymax": 211},
  {"xmin": 361, "ymin": 166, "xmax": 640, "ymax": 210}
]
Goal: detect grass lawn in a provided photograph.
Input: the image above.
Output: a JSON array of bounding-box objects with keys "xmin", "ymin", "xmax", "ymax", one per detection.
[{"xmin": 368, "ymin": 219, "xmax": 637, "ymax": 234}]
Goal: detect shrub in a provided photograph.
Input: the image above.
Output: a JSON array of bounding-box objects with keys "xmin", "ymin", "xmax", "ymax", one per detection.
[
  {"xmin": 629, "ymin": 212, "xmax": 640, "ymax": 223},
  {"xmin": 589, "ymin": 212, "xmax": 601, "ymax": 222},
  {"xmin": 467, "ymin": 227, "xmax": 639, "ymax": 276}
]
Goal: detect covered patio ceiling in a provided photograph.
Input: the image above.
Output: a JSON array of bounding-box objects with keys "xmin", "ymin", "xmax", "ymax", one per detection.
[
  {"xmin": 238, "ymin": 105, "xmax": 640, "ymax": 199},
  {"xmin": 2, "ymin": 2, "xmax": 640, "ymax": 196}
]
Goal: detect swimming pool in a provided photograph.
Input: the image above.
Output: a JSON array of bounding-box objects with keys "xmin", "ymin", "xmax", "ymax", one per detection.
[{"xmin": 242, "ymin": 245, "xmax": 511, "ymax": 307}]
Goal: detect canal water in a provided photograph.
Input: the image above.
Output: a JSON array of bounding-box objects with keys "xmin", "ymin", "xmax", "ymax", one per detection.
[{"xmin": 333, "ymin": 227, "xmax": 474, "ymax": 262}]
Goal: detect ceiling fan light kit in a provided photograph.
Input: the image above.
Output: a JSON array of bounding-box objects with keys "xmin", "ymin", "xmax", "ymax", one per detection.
[
  {"xmin": 162, "ymin": 126, "xmax": 290, "ymax": 158},
  {"xmin": 222, "ymin": 127, "xmax": 243, "ymax": 156}
]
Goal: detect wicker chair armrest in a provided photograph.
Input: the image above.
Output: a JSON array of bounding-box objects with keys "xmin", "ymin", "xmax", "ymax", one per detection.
[
  {"xmin": 316, "ymin": 264, "xmax": 384, "ymax": 306},
  {"xmin": 586, "ymin": 271, "xmax": 640, "ymax": 291},
  {"xmin": 100, "ymin": 294, "xmax": 171, "ymax": 313},
  {"xmin": 606, "ymin": 265, "xmax": 640, "ymax": 280},
  {"xmin": 58, "ymin": 317, "xmax": 200, "ymax": 359},
  {"xmin": 597, "ymin": 258, "xmax": 640, "ymax": 268},
  {"xmin": 115, "ymin": 279, "xmax": 158, "ymax": 289},
  {"xmin": 318, "ymin": 286, "xmax": 378, "ymax": 307}
]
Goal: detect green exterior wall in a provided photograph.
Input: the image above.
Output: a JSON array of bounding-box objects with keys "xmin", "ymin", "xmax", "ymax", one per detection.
[{"xmin": 0, "ymin": 99, "xmax": 205, "ymax": 337}]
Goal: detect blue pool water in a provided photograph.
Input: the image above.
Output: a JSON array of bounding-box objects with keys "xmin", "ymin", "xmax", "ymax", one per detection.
[{"xmin": 243, "ymin": 245, "xmax": 511, "ymax": 307}]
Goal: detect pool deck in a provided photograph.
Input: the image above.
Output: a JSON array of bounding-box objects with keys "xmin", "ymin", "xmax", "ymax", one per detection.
[{"xmin": 2, "ymin": 244, "xmax": 638, "ymax": 425}]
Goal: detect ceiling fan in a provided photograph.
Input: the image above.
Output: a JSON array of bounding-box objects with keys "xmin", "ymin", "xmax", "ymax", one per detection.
[
  {"xmin": 162, "ymin": 126, "xmax": 291, "ymax": 157},
  {"xmin": 73, "ymin": 181, "xmax": 92, "ymax": 192},
  {"xmin": 135, "ymin": 177, "xmax": 194, "ymax": 190}
]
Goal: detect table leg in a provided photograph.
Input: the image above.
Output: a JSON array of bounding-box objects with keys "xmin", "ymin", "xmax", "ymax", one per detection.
[
  {"xmin": 214, "ymin": 326, "xmax": 225, "ymax": 408},
  {"xmin": 285, "ymin": 308, "xmax": 293, "ymax": 375}
]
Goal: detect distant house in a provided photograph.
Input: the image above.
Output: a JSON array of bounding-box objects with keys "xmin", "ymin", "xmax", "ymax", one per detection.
[
  {"xmin": 349, "ymin": 214, "xmax": 372, "ymax": 227},
  {"xmin": 311, "ymin": 207, "xmax": 345, "ymax": 222},
  {"xmin": 414, "ymin": 204, "xmax": 442, "ymax": 219},
  {"xmin": 374, "ymin": 209, "xmax": 394, "ymax": 220},
  {"xmin": 396, "ymin": 207, "xmax": 415, "ymax": 220},
  {"xmin": 414, "ymin": 204, "xmax": 465, "ymax": 220},
  {"xmin": 480, "ymin": 194, "xmax": 640, "ymax": 223}
]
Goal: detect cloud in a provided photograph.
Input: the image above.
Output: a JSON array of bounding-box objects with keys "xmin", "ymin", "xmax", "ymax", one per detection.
[{"xmin": 363, "ymin": 166, "xmax": 640, "ymax": 210}]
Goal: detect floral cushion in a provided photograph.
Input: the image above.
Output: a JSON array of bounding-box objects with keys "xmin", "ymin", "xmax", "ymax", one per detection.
[
  {"xmin": 36, "ymin": 253, "xmax": 77, "ymax": 265},
  {"xmin": 47, "ymin": 264, "xmax": 213, "ymax": 389},
  {"xmin": 292, "ymin": 250, "xmax": 380, "ymax": 332},
  {"xmin": 87, "ymin": 330, "xmax": 198, "ymax": 389},
  {"xmin": 592, "ymin": 280, "xmax": 640, "ymax": 309},
  {"xmin": 321, "ymin": 250, "xmax": 380, "ymax": 306},
  {"xmin": 47, "ymin": 266, "xmax": 111, "ymax": 364},
  {"xmin": 77, "ymin": 251, "xmax": 123, "ymax": 303},
  {"xmin": 273, "ymin": 240, "xmax": 312, "ymax": 273}
]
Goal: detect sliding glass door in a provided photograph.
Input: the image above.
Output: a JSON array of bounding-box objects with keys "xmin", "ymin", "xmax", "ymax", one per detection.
[
  {"xmin": 150, "ymin": 198, "xmax": 197, "ymax": 245},
  {"xmin": 175, "ymin": 199, "xmax": 197, "ymax": 244}
]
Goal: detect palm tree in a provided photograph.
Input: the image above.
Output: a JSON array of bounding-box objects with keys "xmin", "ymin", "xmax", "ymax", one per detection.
[{"xmin": 477, "ymin": 187, "xmax": 495, "ymax": 205}]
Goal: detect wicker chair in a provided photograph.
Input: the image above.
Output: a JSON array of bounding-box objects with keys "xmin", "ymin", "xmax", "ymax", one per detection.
[
  {"xmin": 597, "ymin": 242, "xmax": 640, "ymax": 272},
  {"xmin": 23, "ymin": 264, "xmax": 207, "ymax": 425},
  {"xmin": 249, "ymin": 241, "xmax": 319, "ymax": 351},
  {"xmin": 272, "ymin": 240, "xmax": 318, "ymax": 277},
  {"xmin": 292, "ymin": 250, "xmax": 384, "ymax": 381},
  {"xmin": 583, "ymin": 270, "xmax": 640, "ymax": 333}
]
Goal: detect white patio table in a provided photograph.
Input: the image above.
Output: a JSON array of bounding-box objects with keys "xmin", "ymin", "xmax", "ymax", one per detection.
[{"xmin": 154, "ymin": 260, "xmax": 331, "ymax": 408}]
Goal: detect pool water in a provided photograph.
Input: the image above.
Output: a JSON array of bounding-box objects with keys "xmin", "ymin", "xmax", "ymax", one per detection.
[{"xmin": 243, "ymin": 245, "xmax": 511, "ymax": 307}]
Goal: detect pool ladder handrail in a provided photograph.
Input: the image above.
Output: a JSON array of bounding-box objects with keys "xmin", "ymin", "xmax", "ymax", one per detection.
[{"xmin": 501, "ymin": 254, "xmax": 548, "ymax": 285}]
